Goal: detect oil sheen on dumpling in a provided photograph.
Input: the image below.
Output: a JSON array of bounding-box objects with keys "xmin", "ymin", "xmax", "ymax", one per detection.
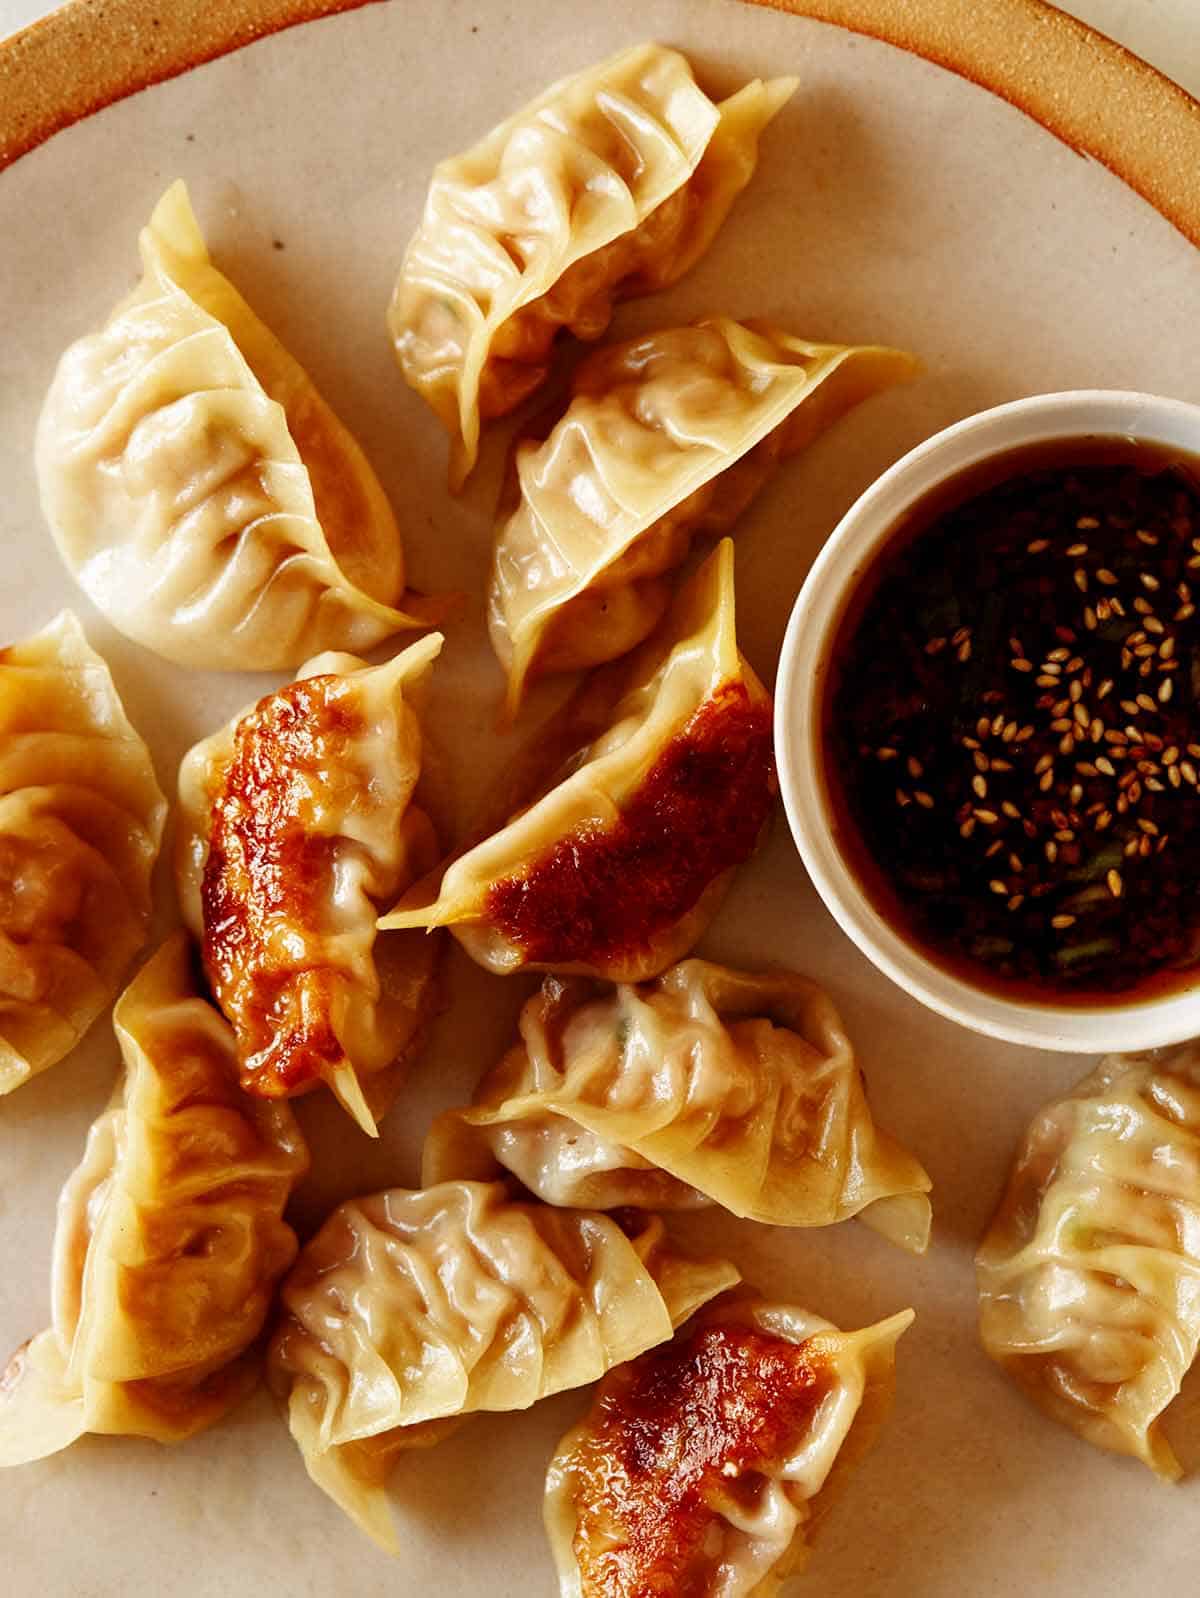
[
  {"xmin": 544, "ymin": 1293, "xmax": 913, "ymax": 1598},
  {"xmin": 423, "ymin": 959, "xmax": 932, "ymax": 1253},
  {"xmin": 268, "ymin": 1179, "xmax": 739, "ymax": 1551},
  {"xmin": 977, "ymin": 1045, "xmax": 1200, "ymax": 1479},
  {"xmin": 0, "ymin": 610, "xmax": 166, "ymax": 1095},
  {"xmin": 0, "ymin": 935, "xmax": 307, "ymax": 1465},
  {"xmin": 176, "ymin": 635, "xmax": 444, "ymax": 1136},
  {"xmin": 390, "ymin": 42, "xmax": 796, "ymax": 487},
  {"xmin": 381, "ymin": 540, "xmax": 775, "ymax": 981},
  {"xmin": 37, "ymin": 180, "xmax": 436, "ymax": 670},
  {"xmin": 491, "ymin": 319, "xmax": 918, "ymax": 713}
]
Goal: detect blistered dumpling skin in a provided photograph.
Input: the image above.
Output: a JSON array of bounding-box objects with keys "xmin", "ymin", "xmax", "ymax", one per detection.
[
  {"xmin": 0, "ymin": 611, "xmax": 166, "ymax": 1095},
  {"xmin": 491, "ymin": 320, "xmax": 918, "ymax": 713},
  {"xmin": 424, "ymin": 959, "xmax": 931, "ymax": 1252},
  {"xmin": 177, "ymin": 636, "xmax": 444, "ymax": 1135},
  {"xmin": 544, "ymin": 1294, "xmax": 913, "ymax": 1598},
  {"xmin": 268, "ymin": 1179, "xmax": 739, "ymax": 1551},
  {"xmin": 389, "ymin": 43, "xmax": 796, "ymax": 487},
  {"xmin": 0, "ymin": 935, "xmax": 307, "ymax": 1464},
  {"xmin": 381, "ymin": 540, "xmax": 775, "ymax": 981},
  {"xmin": 977, "ymin": 1045, "xmax": 1200, "ymax": 1479},
  {"xmin": 37, "ymin": 181, "xmax": 437, "ymax": 670}
]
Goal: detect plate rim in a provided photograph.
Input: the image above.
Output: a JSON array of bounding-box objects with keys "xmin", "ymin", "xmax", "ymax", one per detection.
[{"xmin": 1, "ymin": 0, "xmax": 1200, "ymax": 252}]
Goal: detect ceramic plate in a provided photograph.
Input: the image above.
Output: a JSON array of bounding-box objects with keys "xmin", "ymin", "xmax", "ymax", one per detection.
[{"xmin": 2, "ymin": 2, "xmax": 1199, "ymax": 1593}]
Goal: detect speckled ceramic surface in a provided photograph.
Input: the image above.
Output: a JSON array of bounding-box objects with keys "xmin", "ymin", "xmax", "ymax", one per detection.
[{"xmin": 2, "ymin": 2, "xmax": 1200, "ymax": 1593}]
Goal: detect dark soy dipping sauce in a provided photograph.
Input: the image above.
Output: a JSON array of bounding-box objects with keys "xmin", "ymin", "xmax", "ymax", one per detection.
[{"xmin": 826, "ymin": 438, "xmax": 1200, "ymax": 1004}]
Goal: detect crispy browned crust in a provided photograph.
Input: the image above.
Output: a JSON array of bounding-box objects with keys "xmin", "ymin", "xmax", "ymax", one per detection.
[{"xmin": 1, "ymin": 0, "xmax": 1198, "ymax": 241}]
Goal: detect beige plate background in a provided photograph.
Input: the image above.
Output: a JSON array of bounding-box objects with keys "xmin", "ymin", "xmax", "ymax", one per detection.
[{"xmin": 3, "ymin": 1, "xmax": 1200, "ymax": 1594}]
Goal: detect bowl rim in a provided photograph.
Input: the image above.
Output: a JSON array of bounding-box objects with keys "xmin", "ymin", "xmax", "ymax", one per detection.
[{"xmin": 775, "ymin": 386, "xmax": 1200, "ymax": 1051}]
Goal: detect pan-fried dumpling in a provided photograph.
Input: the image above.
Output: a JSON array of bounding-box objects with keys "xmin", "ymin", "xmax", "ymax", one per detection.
[
  {"xmin": 37, "ymin": 180, "xmax": 437, "ymax": 670},
  {"xmin": 544, "ymin": 1293, "xmax": 913, "ymax": 1598},
  {"xmin": 177, "ymin": 635, "xmax": 444, "ymax": 1135},
  {"xmin": 390, "ymin": 43, "xmax": 796, "ymax": 487},
  {"xmin": 0, "ymin": 935, "xmax": 307, "ymax": 1465},
  {"xmin": 423, "ymin": 959, "xmax": 932, "ymax": 1253},
  {"xmin": 381, "ymin": 540, "xmax": 774, "ymax": 981},
  {"xmin": 491, "ymin": 320, "xmax": 918, "ymax": 713},
  {"xmin": 976, "ymin": 1045, "xmax": 1200, "ymax": 1479},
  {"xmin": 268, "ymin": 1179, "xmax": 739, "ymax": 1551},
  {"xmin": 0, "ymin": 610, "xmax": 166, "ymax": 1095}
]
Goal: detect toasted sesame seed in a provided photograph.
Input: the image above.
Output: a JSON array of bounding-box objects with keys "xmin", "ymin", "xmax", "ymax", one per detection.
[
  {"xmin": 1036, "ymin": 674, "xmax": 1059, "ymax": 689},
  {"xmin": 1045, "ymin": 841, "xmax": 1059, "ymax": 863},
  {"xmin": 989, "ymin": 879, "xmax": 1008, "ymax": 895},
  {"xmin": 1096, "ymin": 568, "xmax": 1118, "ymax": 586},
  {"xmin": 1074, "ymin": 569, "xmax": 1089, "ymax": 592},
  {"xmin": 1002, "ymin": 721, "xmax": 1019, "ymax": 743},
  {"xmin": 1125, "ymin": 837, "xmax": 1140, "ymax": 857},
  {"xmin": 876, "ymin": 747, "xmax": 898, "ymax": 760},
  {"xmin": 1140, "ymin": 834, "xmax": 1154, "ymax": 858},
  {"xmin": 1139, "ymin": 818, "xmax": 1160, "ymax": 836},
  {"xmin": 1059, "ymin": 734, "xmax": 1076, "ymax": 756},
  {"xmin": 962, "ymin": 736, "xmax": 981, "ymax": 750},
  {"xmin": 1027, "ymin": 538, "xmax": 1049, "ymax": 553},
  {"xmin": 1069, "ymin": 783, "xmax": 1083, "ymax": 806},
  {"xmin": 974, "ymin": 751, "xmax": 990, "ymax": 772},
  {"xmin": 1111, "ymin": 598, "xmax": 1127, "ymax": 616},
  {"xmin": 1137, "ymin": 693, "xmax": 1157, "ymax": 713},
  {"xmin": 977, "ymin": 718, "xmax": 991, "ymax": 739},
  {"xmin": 992, "ymin": 758, "xmax": 1014, "ymax": 773},
  {"xmin": 1070, "ymin": 682, "xmax": 1084, "ymax": 705},
  {"xmin": 1084, "ymin": 606, "xmax": 1098, "ymax": 630},
  {"xmin": 915, "ymin": 790, "xmax": 934, "ymax": 809},
  {"xmin": 972, "ymin": 774, "xmax": 988, "ymax": 799},
  {"xmin": 1146, "ymin": 617, "xmax": 1166, "ymax": 635},
  {"xmin": 1008, "ymin": 853, "xmax": 1024, "ymax": 873},
  {"xmin": 1089, "ymin": 717, "xmax": 1104, "ymax": 742},
  {"xmin": 974, "ymin": 809, "xmax": 999, "ymax": 825},
  {"xmin": 985, "ymin": 840, "xmax": 1004, "ymax": 857},
  {"xmin": 991, "ymin": 714, "xmax": 1006, "ymax": 737},
  {"xmin": 1095, "ymin": 810, "xmax": 1113, "ymax": 830},
  {"xmin": 1072, "ymin": 702, "xmax": 1088, "ymax": 727},
  {"xmin": 907, "ymin": 755, "xmax": 924, "ymax": 778},
  {"xmin": 1183, "ymin": 762, "xmax": 1198, "ymax": 785},
  {"xmin": 1095, "ymin": 757, "xmax": 1116, "ymax": 777},
  {"xmin": 1001, "ymin": 800, "xmax": 1021, "ymax": 819},
  {"xmin": 1169, "ymin": 765, "xmax": 1183, "ymax": 789},
  {"xmin": 1137, "ymin": 529, "xmax": 1159, "ymax": 545},
  {"xmin": 1141, "ymin": 572, "xmax": 1161, "ymax": 591},
  {"xmin": 1065, "ymin": 543, "xmax": 1088, "ymax": 558},
  {"xmin": 1160, "ymin": 636, "xmax": 1176, "ymax": 660},
  {"xmin": 959, "ymin": 819, "xmax": 976, "ymax": 838},
  {"xmin": 1051, "ymin": 914, "xmax": 1076, "ymax": 929},
  {"xmin": 951, "ymin": 626, "xmax": 971, "ymax": 646},
  {"xmin": 1035, "ymin": 754, "xmax": 1054, "ymax": 775},
  {"xmin": 925, "ymin": 637, "xmax": 947, "ymax": 655},
  {"xmin": 1160, "ymin": 677, "xmax": 1175, "ymax": 703},
  {"xmin": 1107, "ymin": 869, "xmax": 1124, "ymax": 898},
  {"xmin": 1050, "ymin": 718, "xmax": 1072, "ymax": 733},
  {"xmin": 1055, "ymin": 829, "xmax": 1076, "ymax": 843},
  {"xmin": 1076, "ymin": 516, "xmax": 1099, "ymax": 530},
  {"xmin": 1076, "ymin": 762, "xmax": 1099, "ymax": 778},
  {"xmin": 957, "ymin": 640, "xmax": 972, "ymax": 661},
  {"xmin": 1011, "ymin": 657, "xmax": 1033, "ymax": 673},
  {"xmin": 1047, "ymin": 647, "xmax": 1070, "ymax": 663},
  {"xmin": 1007, "ymin": 894, "xmax": 1025, "ymax": 912},
  {"xmin": 1177, "ymin": 603, "xmax": 1196, "ymax": 621}
]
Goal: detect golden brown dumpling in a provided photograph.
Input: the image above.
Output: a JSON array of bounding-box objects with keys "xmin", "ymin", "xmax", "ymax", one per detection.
[
  {"xmin": 544, "ymin": 1293, "xmax": 913, "ymax": 1597},
  {"xmin": 176, "ymin": 636, "xmax": 444, "ymax": 1135},
  {"xmin": 381, "ymin": 540, "xmax": 775, "ymax": 982}
]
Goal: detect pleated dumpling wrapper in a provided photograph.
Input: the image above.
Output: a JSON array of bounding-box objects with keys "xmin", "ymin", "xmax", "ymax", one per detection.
[
  {"xmin": 0, "ymin": 610, "xmax": 166, "ymax": 1095},
  {"xmin": 424, "ymin": 959, "xmax": 932, "ymax": 1253},
  {"xmin": 0, "ymin": 935, "xmax": 308, "ymax": 1465},
  {"xmin": 977, "ymin": 1044, "xmax": 1200, "ymax": 1480},
  {"xmin": 177, "ymin": 635, "xmax": 444, "ymax": 1136},
  {"xmin": 37, "ymin": 180, "xmax": 438, "ymax": 670},
  {"xmin": 268, "ymin": 1179, "xmax": 739, "ymax": 1552},
  {"xmin": 491, "ymin": 318, "xmax": 918, "ymax": 714},
  {"xmin": 390, "ymin": 42, "xmax": 796, "ymax": 487},
  {"xmin": 544, "ymin": 1293, "xmax": 913, "ymax": 1598},
  {"xmin": 381, "ymin": 540, "xmax": 775, "ymax": 981}
]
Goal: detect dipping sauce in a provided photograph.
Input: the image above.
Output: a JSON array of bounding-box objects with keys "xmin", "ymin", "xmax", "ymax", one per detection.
[{"xmin": 827, "ymin": 440, "xmax": 1200, "ymax": 1000}]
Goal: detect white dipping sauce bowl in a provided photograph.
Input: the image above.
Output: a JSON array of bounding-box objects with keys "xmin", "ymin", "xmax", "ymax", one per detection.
[{"xmin": 775, "ymin": 389, "xmax": 1200, "ymax": 1052}]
